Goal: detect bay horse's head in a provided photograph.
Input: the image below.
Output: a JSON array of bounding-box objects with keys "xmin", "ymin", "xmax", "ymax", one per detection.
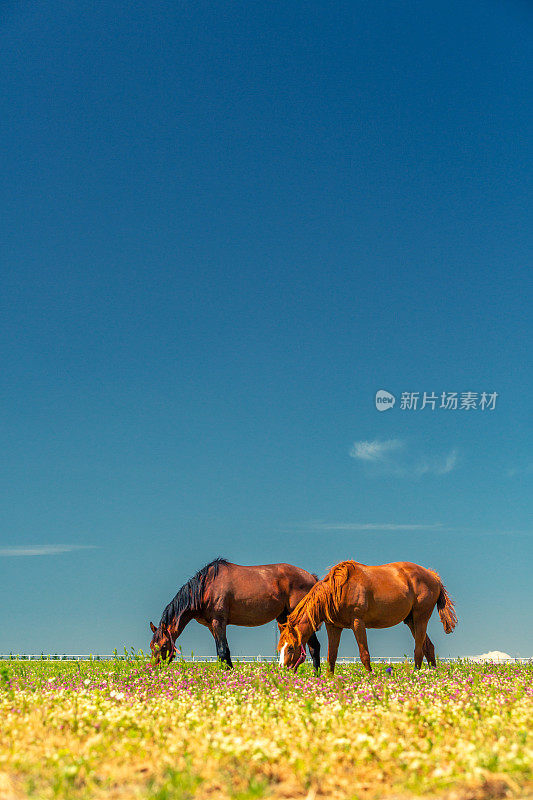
[
  {"xmin": 277, "ymin": 623, "xmax": 306, "ymax": 672},
  {"xmin": 149, "ymin": 621, "xmax": 176, "ymax": 664}
]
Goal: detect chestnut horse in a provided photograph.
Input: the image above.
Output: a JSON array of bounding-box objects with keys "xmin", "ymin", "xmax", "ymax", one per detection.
[
  {"xmin": 150, "ymin": 558, "xmax": 321, "ymax": 669},
  {"xmin": 278, "ymin": 560, "xmax": 457, "ymax": 673}
]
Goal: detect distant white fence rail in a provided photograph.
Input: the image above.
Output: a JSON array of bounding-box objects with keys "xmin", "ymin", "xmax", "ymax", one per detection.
[{"xmin": 0, "ymin": 654, "xmax": 530, "ymax": 663}]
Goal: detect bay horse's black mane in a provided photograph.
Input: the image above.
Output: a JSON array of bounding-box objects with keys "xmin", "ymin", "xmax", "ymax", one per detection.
[{"xmin": 159, "ymin": 557, "xmax": 228, "ymax": 628}]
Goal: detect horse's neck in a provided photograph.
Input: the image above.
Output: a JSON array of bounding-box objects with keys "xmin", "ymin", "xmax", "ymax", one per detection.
[
  {"xmin": 306, "ymin": 584, "xmax": 335, "ymax": 628},
  {"xmin": 297, "ymin": 606, "xmax": 323, "ymax": 641},
  {"xmin": 172, "ymin": 609, "xmax": 194, "ymax": 638}
]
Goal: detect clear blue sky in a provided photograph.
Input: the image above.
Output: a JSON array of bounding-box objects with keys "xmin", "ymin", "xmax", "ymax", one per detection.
[{"xmin": 1, "ymin": 0, "xmax": 531, "ymax": 659}]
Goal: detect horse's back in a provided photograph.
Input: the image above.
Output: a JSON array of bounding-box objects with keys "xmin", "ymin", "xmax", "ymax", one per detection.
[
  {"xmin": 342, "ymin": 561, "xmax": 441, "ymax": 628},
  {"xmin": 396, "ymin": 562, "xmax": 442, "ymax": 604},
  {"xmin": 206, "ymin": 561, "xmax": 317, "ymax": 627},
  {"xmin": 223, "ymin": 561, "xmax": 316, "ymax": 585},
  {"xmin": 363, "ymin": 561, "xmax": 441, "ymax": 595}
]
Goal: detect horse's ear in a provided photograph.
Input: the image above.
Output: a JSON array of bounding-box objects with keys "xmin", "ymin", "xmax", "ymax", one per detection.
[{"xmin": 150, "ymin": 621, "xmax": 157, "ymax": 633}]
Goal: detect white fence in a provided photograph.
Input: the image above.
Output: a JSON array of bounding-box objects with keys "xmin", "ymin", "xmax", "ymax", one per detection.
[{"xmin": 0, "ymin": 654, "xmax": 530, "ymax": 663}]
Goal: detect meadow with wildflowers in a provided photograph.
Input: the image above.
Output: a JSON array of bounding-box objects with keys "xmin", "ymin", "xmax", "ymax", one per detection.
[{"xmin": 0, "ymin": 658, "xmax": 531, "ymax": 800}]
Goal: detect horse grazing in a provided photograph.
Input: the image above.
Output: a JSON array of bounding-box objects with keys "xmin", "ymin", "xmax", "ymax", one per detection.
[
  {"xmin": 278, "ymin": 560, "xmax": 457, "ymax": 673},
  {"xmin": 150, "ymin": 558, "xmax": 321, "ymax": 670}
]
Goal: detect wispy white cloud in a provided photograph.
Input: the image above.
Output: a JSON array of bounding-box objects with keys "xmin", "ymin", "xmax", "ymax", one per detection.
[
  {"xmin": 441, "ymin": 450, "xmax": 458, "ymax": 473},
  {"xmin": 506, "ymin": 463, "xmax": 533, "ymax": 478},
  {"xmin": 308, "ymin": 522, "xmax": 443, "ymax": 532},
  {"xmin": 0, "ymin": 544, "xmax": 97, "ymax": 557},
  {"xmin": 288, "ymin": 523, "xmax": 530, "ymax": 536},
  {"xmin": 349, "ymin": 439, "xmax": 404, "ymax": 461},
  {"xmin": 407, "ymin": 448, "xmax": 458, "ymax": 477},
  {"xmin": 349, "ymin": 438, "xmax": 458, "ymax": 477}
]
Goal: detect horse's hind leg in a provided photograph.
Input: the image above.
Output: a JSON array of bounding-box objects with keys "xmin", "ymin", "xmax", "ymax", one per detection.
[
  {"xmin": 404, "ymin": 612, "xmax": 437, "ymax": 669},
  {"xmin": 307, "ymin": 632, "xmax": 321, "ymax": 673},
  {"xmin": 211, "ymin": 619, "xmax": 233, "ymax": 669},
  {"xmin": 404, "ymin": 615, "xmax": 436, "ymax": 668},
  {"xmin": 353, "ymin": 619, "xmax": 371, "ymax": 673},
  {"xmin": 406, "ymin": 611, "xmax": 431, "ymax": 670},
  {"xmin": 423, "ymin": 633, "xmax": 437, "ymax": 667},
  {"xmin": 413, "ymin": 621, "xmax": 429, "ymax": 669}
]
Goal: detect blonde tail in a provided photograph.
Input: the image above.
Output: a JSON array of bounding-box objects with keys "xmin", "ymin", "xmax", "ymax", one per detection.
[{"xmin": 437, "ymin": 583, "xmax": 457, "ymax": 634}]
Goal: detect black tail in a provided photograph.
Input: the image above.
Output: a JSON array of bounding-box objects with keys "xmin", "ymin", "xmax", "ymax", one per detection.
[{"xmin": 160, "ymin": 557, "xmax": 228, "ymax": 627}]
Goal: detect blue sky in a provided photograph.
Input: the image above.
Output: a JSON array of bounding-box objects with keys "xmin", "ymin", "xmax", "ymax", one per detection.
[{"xmin": 1, "ymin": 0, "xmax": 531, "ymax": 659}]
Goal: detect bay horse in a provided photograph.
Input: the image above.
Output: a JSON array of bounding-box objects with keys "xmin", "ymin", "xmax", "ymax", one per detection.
[
  {"xmin": 278, "ymin": 560, "xmax": 457, "ymax": 673},
  {"xmin": 150, "ymin": 557, "xmax": 321, "ymax": 670}
]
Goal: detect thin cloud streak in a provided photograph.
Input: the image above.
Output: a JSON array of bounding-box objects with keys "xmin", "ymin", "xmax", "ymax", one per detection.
[
  {"xmin": 309, "ymin": 522, "xmax": 444, "ymax": 532},
  {"xmin": 506, "ymin": 463, "xmax": 533, "ymax": 478},
  {"xmin": 0, "ymin": 545, "xmax": 97, "ymax": 557},
  {"xmin": 349, "ymin": 439, "xmax": 404, "ymax": 461},
  {"xmin": 404, "ymin": 448, "xmax": 458, "ymax": 477},
  {"xmin": 349, "ymin": 438, "xmax": 458, "ymax": 477},
  {"xmin": 288, "ymin": 523, "xmax": 530, "ymax": 536}
]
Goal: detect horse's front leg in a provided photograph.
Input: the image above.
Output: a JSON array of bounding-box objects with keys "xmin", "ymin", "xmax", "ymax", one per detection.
[
  {"xmin": 325, "ymin": 622, "xmax": 342, "ymax": 674},
  {"xmin": 353, "ymin": 619, "xmax": 371, "ymax": 672},
  {"xmin": 210, "ymin": 619, "xmax": 233, "ymax": 669},
  {"xmin": 307, "ymin": 632, "xmax": 321, "ymax": 673}
]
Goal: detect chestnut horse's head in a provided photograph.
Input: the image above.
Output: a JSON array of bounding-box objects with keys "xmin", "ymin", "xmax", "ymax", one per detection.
[
  {"xmin": 149, "ymin": 621, "xmax": 176, "ymax": 664},
  {"xmin": 277, "ymin": 623, "xmax": 306, "ymax": 671}
]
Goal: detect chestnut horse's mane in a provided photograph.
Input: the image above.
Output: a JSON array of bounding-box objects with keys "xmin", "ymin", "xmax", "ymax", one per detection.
[{"xmin": 284, "ymin": 560, "xmax": 358, "ymax": 644}]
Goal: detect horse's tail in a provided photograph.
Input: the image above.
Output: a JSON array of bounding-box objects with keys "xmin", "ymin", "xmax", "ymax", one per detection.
[{"xmin": 436, "ymin": 581, "xmax": 457, "ymax": 634}]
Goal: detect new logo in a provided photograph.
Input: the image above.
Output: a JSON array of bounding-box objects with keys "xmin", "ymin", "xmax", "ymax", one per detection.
[{"xmin": 375, "ymin": 390, "xmax": 396, "ymax": 411}]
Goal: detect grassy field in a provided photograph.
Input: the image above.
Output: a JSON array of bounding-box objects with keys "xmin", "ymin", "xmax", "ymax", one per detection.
[{"xmin": 0, "ymin": 657, "xmax": 531, "ymax": 800}]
